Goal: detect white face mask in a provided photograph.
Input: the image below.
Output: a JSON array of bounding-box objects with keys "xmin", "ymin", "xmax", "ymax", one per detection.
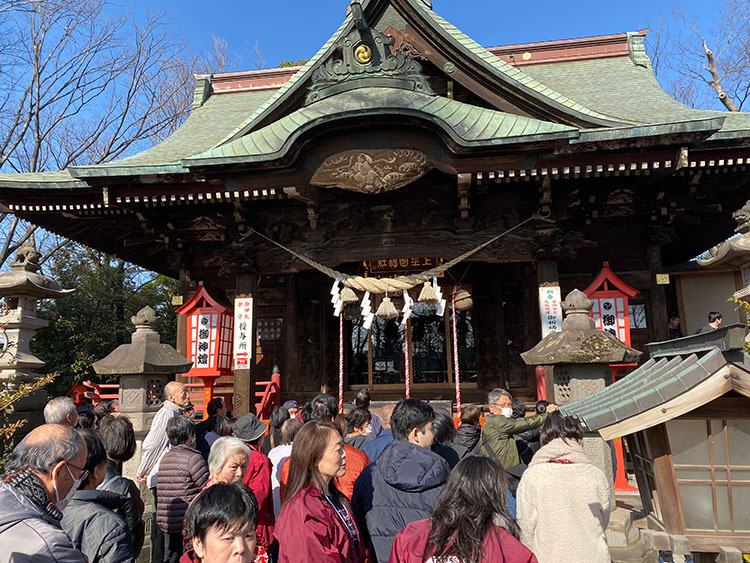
[
  {"xmin": 364, "ymin": 424, "xmax": 373, "ymax": 436},
  {"xmin": 501, "ymin": 407, "xmax": 513, "ymax": 419},
  {"xmin": 53, "ymin": 463, "xmax": 84, "ymax": 511}
]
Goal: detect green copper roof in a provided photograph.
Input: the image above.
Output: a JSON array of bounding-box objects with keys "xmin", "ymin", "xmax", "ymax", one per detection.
[
  {"xmin": 412, "ymin": 2, "xmax": 628, "ymax": 127},
  {"xmin": 68, "ymin": 89, "xmax": 275, "ymax": 178},
  {"xmin": 560, "ymin": 325, "xmax": 749, "ymax": 435},
  {"xmin": 0, "ymin": 170, "xmax": 86, "ymax": 189},
  {"xmin": 184, "ymin": 87, "xmax": 578, "ymax": 166},
  {"xmin": 523, "ymin": 55, "xmax": 750, "ymax": 138}
]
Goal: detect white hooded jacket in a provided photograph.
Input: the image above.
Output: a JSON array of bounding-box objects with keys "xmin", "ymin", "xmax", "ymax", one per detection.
[{"xmin": 516, "ymin": 437, "xmax": 611, "ymax": 563}]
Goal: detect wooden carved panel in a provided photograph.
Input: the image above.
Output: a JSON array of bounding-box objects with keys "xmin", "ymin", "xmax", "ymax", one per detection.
[{"xmin": 311, "ymin": 149, "xmax": 431, "ymax": 194}]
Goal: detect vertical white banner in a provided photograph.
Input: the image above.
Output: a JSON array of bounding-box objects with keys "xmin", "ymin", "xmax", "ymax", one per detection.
[
  {"xmin": 539, "ymin": 286, "xmax": 563, "ymax": 338},
  {"xmin": 233, "ymin": 297, "xmax": 253, "ymax": 370}
]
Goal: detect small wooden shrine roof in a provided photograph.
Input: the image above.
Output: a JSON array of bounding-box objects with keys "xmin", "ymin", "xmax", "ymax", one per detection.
[{"xmin": 560, "ymin": 324, "xmax": 750, "ymax": 440}]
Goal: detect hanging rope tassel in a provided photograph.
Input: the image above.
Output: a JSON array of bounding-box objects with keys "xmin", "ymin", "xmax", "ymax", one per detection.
[
  {"xmin": 452, "ymin": 288, "xmax": 461, "ymax": 418},
  {"xmin": 375, "ymin": 296, "xmax": 399, "ymax": 319},
  {"xmin": 339, "ymin": 312, "xmax": 344, "ymax": 413},
  {"xmin": 417, "ymin": 281, "xmax": 438, "ymax": 303},
  {"xmin": 340, "ymin": 286, "xmax": 359, "ymax": 304}
]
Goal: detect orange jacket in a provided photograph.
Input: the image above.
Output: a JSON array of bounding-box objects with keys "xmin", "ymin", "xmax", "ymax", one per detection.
[{"xmin": 279, "ymin": 443, "xmax": 369, "ymax": 501}]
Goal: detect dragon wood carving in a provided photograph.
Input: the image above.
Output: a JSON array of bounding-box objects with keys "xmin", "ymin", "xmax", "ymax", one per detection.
[{"xmin": 310, "ymin": 149, "xmax": 431, "ymax": 194}]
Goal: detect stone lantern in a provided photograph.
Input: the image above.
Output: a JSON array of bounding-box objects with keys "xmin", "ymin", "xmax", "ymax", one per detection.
[
  {"xmin": 0, "ymin": 242, "xmax": 74, "ymax": 430},
  {"xmin": 521, "ymin": 288, "xmax": 641, "ymax": 404},
  {"xmin": 522, "ymin": 288, "xmax": 646, "ymax": 561},
  {"xmin": 92, "ymin": 306, "xmax": 192, "ymax": 479}
]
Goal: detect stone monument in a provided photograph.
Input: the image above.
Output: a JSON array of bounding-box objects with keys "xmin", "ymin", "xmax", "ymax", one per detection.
[{"xmin": 0, "ymin": 241, "xmax": 74, "ymax": 432}]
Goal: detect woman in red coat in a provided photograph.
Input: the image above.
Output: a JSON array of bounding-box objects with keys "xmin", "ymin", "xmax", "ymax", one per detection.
[
  {"xmin": 389, "ymin": 456, "xmax": 538, "ymax": 563},
  {"xmin": 274, "ymin": 421, "xmax": 365, "ymax": 563}
]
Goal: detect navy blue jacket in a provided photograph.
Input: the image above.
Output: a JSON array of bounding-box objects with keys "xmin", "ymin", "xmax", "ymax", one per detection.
[
  {"xmin": 351, "ymin": 440, "xmax": 449, "ymax": 563},
  {"xmin": 362, "ymin": 428, "xmax": 393, "ymax": 462}
]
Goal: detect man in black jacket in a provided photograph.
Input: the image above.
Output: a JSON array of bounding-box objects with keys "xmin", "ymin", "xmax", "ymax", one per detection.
[
  {"xmin": 351, "ymin": 399, "xmax": 450, "ymax": 563},
  {"xmin": 61, "ymin": 429, "xmax": 135, "ymax": 563}
]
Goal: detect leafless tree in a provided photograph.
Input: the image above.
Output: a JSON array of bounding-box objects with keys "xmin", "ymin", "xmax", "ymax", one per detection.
[
  {"xmin": 0, "ymin": 0, "xmax": 206, "ymax": 269},
  {"xmin": 648, "ymin": 0, "xmax": 750, "ymax": 111}
]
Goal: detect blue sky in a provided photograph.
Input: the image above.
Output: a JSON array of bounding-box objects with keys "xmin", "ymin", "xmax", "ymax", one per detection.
[{"xmin": 131, "ymin": 0, "xmax": 717, "ymax": 69}]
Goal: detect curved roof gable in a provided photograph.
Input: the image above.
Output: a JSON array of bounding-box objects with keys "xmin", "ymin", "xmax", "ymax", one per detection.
[
  {"xmin": 184, "ymin": 87, "xmax": 578, "ymax": 167},
  {"xmin": 215, "ymin": 0, "xmax": 628, "ymax": 148}
]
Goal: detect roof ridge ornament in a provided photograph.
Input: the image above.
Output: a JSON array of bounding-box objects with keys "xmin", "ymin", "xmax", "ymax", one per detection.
[{"xmin": 305, "ymin": 10, "xmax": 434, "ymax": 105}]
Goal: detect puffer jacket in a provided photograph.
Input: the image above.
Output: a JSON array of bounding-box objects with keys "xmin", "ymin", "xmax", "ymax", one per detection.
[
  {"xmin": 0, "ymin": 479, "xmax": 86, "ymax": 563},
  {"xmin": 61, "ymin": 489, "xmax": 135, "ymax": 563},
  {"xmin": 98, "ymin": 459, "xmax": 145, "ymax": 557},
  {"xmin": 351, "ymin": 440, "xmax": 449, "ymax": 563},
  {"xmin": 455, "ymin": 423, "xmax": 481, "ymax": 452},
  {"xmin": 156, "ymin": 444, "xmax": 209, "ymax": 533}
]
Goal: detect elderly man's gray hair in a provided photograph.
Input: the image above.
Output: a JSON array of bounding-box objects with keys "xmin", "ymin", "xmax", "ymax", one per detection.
[
  {"xmin": 487, "ymin": 388, "xmax": 512, "ymax": 406},
  {"xmin": 5, "ymin": 424, "xmax": 84, "ymax": 474},
  {"xmin": 207, "ymin": 436, "xmax": 251, "ymax": 477},
  {"xmin": 43, "ymin": 396, "xmax": 77, "ymax": 424}
]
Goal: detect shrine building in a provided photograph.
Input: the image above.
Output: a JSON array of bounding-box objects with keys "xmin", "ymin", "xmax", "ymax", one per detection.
[{"xmin": 1, "ymin": 0, "xmax": 750, "ymax": 414}]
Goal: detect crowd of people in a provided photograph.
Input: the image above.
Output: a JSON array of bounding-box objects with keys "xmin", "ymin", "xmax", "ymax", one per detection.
[{"xmin": 0, "ymin": 384, "xmax": 613, "ymax": 563}]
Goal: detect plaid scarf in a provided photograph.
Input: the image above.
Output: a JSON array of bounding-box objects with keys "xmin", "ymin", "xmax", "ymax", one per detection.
[{"xmin": 3, "ymin": 468, "xmax": 63, "ymax": 521}]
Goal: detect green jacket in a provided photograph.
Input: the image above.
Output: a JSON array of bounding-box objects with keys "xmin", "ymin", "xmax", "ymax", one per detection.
[{"xmin": 477, "ymin": 413, "xmax": 547, "ymax": 469}]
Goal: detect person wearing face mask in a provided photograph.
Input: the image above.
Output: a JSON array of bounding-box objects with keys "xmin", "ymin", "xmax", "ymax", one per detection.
[
  {"xmin": 157, "ymin": 416, "xmax": 209, "ymax": 563},
  {"xmin": 0, "ymin": 423, "xmax": 88, "ymax": 563},
  {"xmin": 477, "ymin": 389, "xmax": 557, "ymax": 496},
  {"xmin": 344, "ymin": 407, "xmax": 372, "ymax": 450},
  {"xmin": 61, "ymin": 429, "xmax": 135, "ymax": 563},
  {"xmin": 351, "ymin": 399, "xmax": 450, "ymax": 563}
]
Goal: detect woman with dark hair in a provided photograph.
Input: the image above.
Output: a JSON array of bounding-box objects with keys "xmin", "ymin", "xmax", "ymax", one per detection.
[
  {"xmin": 516, "ymin": 412, "xmax": 611, "ymax": 563},
  {"xmin": 98, "ymin": 416, "xmax": 146, "ymax": 557},
  {"xmin": 455, "ymin": 404, "xmax": 482, "ymax": 451},
  {"xmin": 262, "ymin": 406, "xmax": 290, "ymax": 455},
  {"xmin": 430, "ymin": 408, "xmax": 469, "ymax": 469},
  {"xmin": 274, "ymin": 421, "xmax": 365, "ymax": 563},
  {"xmin": 344, "ymin": 408, "xmax": 371, "ymax": 450},
  {"xmin": 390, "ymin": 456, "xmax": 536, "ymax": 563}
]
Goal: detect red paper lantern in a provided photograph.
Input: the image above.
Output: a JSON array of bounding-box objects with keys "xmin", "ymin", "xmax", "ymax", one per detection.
[{"xmin": 177, "ymin": 285, "xmax": 233, "ymax": 417}]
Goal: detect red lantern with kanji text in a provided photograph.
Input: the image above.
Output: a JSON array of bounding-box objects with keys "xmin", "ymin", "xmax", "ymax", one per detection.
[{"xmin": 177, "ymin": 285, "xmax": 233, "ymax": 418}]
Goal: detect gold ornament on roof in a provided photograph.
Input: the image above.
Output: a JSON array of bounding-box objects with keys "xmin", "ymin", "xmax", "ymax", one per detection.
[{"xmin": 354, "ymin": 44, "xmax": 373, "ymax": 64}]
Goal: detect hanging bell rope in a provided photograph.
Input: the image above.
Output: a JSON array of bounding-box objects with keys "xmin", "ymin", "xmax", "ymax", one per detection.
[{"xmin": 239, "ymin": 214, "xmax": 553, "ymax": 294}]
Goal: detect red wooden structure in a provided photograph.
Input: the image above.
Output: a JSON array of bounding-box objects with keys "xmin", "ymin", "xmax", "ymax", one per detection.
[
  {"xmin": 585, "ymin": 262, "xmax": 639, "ymax": 492},
  {"xmin": 177, "ymin": 285, "xmax": 234, "ymax": 419},
  {"xmin": 584, "ymin": 262, "xmax": 639, "ymax": 346}
]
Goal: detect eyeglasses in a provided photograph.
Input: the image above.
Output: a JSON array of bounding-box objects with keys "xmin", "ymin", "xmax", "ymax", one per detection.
[{"xmin": 66, "ymin": 461, "xmax": 89, "ymax": 483}]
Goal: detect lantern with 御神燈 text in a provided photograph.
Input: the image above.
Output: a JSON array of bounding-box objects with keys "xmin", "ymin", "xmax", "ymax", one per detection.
[{"xmin": 177, "ymin": 285, "xmax": 233, "ymax": 418}]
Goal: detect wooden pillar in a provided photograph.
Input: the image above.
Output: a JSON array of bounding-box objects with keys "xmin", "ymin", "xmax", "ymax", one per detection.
[
  {"xmin": 233, "ymin": 273, "xmax": 258, "ymax": 416},
  {"xmin": 646, "ymin": 244, "xmax": 669, "ymax": 342},
  {"xmin": 535, "ymin": 260, "xmax": 559, "ymax": 397},
  {"xmin": 175, "ymin": 268, "xmax": 191, "ymax": 384}
]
